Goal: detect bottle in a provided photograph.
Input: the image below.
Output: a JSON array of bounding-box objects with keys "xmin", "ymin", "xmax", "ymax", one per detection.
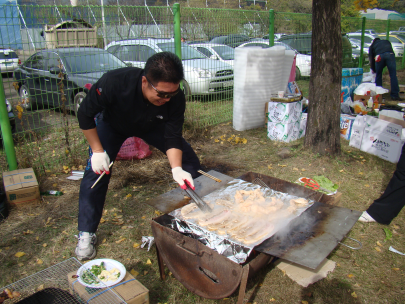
[{"xmin": 40, "ymin": 190, "xmax": 63, "ymax": 196}]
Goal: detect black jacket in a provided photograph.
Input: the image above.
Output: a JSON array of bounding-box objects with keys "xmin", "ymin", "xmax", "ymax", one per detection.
[
  {"xmin": 369, "ymin": 38, "xmax": 394, "ymax": 72},
  {"xmin": 77, "ymin": 67, "xmax": 185, "ymax": 152}
]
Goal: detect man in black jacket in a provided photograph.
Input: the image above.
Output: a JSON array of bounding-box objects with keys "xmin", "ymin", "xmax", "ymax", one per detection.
[
  {"xmin": 75, "ymin": 52, "xmax": 201, "ymax": 260},
  {"xmin": 369, "ymin": 37, "xmax": 402, "ymax": 101}
]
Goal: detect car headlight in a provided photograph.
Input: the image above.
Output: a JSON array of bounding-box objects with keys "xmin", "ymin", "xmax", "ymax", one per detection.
[
  {"xmin": 193, "ymin": 68, "xmax": 212, "ymax": 78},
  {"xmin": 5, "ymin": 99, "xmax": 12, "ymax": 113}
]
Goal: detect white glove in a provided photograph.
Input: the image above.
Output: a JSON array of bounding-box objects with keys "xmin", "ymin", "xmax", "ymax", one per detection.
[
  {"xmin": 91, "ymin": 151, "xmax": 110, "ymax": 175},
  {"xmin": 172, "ymin": 167, "xmax": 195, "ymax": 190}
]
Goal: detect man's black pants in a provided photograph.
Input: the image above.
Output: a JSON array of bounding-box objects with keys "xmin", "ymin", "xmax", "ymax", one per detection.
[
  {"xmin": 367, "ymin": 143, "xmax": 405, "ymax": 225},
  {"xmin": 78, "ymin": 117, "xmax": 201, "ymax": 233}
]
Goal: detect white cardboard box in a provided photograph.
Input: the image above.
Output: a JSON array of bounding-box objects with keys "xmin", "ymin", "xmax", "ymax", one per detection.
[
  {"xmin": 360, "ymin": 129, "xmax": 404, "ymax": 163},
  {"xmin": 267, "ymin": 121, "xmax": 296, "ymax": 142},
  {"xmin": 267, "ymin": 101, "xmax": 302, "ymax": 124},
  {"xmin": 349, "ymin": 115, "xmax": 366, "ymax": 149},
  {"xmin": 364, "ymin": 116, "xmax": 403, "ymax": 139}
]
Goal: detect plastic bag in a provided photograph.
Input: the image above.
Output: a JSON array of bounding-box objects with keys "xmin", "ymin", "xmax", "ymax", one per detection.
[
  {"xmin": 354, "ymin": 83, "xmax": 389, "ymax": 95},
  {"xmin": 116, "ymin": 137, "xmax": 152, "ymax": 161},
  {"xmin": 362, "ymin": 71, "xmax": 376, "ymax": 83},
  {"xmin": 352, "ymin": 100, "xmax": 367, "ymax": 115}
]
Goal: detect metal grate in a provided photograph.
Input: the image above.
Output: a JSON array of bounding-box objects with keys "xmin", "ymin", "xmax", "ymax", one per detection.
[
  {"xmin": 252, "ymin": 177, "xmax": 270, "ymax": 189},
  {"xmin": 0, "ymin": 258, "xmax": 127, "ymax": 304}
]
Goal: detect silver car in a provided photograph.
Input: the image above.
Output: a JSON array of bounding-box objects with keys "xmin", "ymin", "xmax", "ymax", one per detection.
[
  {"xmin": 0, "ymin": 48, "xmax": 20, "ymax": 74},
  {"xmin": 189, "ymin": 43, "xmax": 235, "ymax": 66},
  {"xmin": 105, "ymin": 38, "xmax": 234, "ymax": 96}
]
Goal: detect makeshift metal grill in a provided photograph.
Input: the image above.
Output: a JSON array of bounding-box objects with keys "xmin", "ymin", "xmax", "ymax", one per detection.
[
  {"xmin": 0, "ymin": 257, "xmax": 128, "ymax": 304},
  {"xmin": 148, "ymin": 170, "xmax": 361, "ymax": 304}
]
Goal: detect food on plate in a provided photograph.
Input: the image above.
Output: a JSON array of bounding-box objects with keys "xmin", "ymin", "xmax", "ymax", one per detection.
[{"xmin": 81, "ymin": 262, "xmax": 121, "ymax": 285}]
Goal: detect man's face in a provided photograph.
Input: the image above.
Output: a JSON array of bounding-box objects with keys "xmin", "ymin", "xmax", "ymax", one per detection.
[{"xmin": 141, "ymin": 76, "xmax": 180, "ymax": 106}]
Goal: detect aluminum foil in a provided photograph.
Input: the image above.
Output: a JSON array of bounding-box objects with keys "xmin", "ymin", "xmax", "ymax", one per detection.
[{"xmin": 168, "ymin": 179, "xmax": 315, "ymax": 264}]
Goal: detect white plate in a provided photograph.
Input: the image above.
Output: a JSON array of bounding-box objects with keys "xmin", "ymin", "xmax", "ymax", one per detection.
[{"xmin": 77, "ymin": 258, "xmax": 126, "ymax": 288}]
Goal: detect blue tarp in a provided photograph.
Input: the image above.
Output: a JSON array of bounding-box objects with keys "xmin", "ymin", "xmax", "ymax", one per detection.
[{"xmin": 0, "ymin": 0, "xmax": 22, "ymax": 49}]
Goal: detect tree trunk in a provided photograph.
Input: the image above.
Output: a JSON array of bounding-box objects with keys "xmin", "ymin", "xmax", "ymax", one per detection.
[{"xmin": 304, "ymin": 0, "xmax": 342, "ymax": 155}]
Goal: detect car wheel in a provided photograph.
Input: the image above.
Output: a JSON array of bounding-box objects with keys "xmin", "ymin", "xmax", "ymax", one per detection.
[
  {"xmin": 295, "ymin": 67, "xmax": 301, "ymax": 81},
  {"xmin": 73, "ymin": 91, "xmax": 86, "ymax": 113},
  {"xmin": 19, "ymin": 84, "xmax": 31, "ymax": 110},
  {"xmin": 182, "ymin": 80, "xmax": 192, "ymax": 102}
]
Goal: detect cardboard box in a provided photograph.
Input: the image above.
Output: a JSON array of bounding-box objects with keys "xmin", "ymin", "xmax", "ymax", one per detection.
[
  {"xmin": 349, "ymin": 115, "xmax": 366, "ymax": 149},
  {"xmin": 2, "ymin": 168, "xmax": 40, "ymax": 208},
  {"xmin": 340, "ymin": 114, "xmax": 356, "ymax": 140},
  {"xmin": 267, "ymin": 120, "xmax": 304, "ymax": 142},
  {"xmin": 266, "ymin": 100, "xmax": 302, "ymax": 124},
  {"xmin": 399, "ymin": 84, "xmax": 405, "ymax": 98},
  {"xmin": 379, "ymin": 114, "xmax": 405, "ymax": 128},
  {"xmin": 67, "ymin": 271, "xmax": 149, "ymax": 304},
  {"xmin": 364, "ymin": 116, "xmax": 403, "ymax": 139},
  {"xmin": 353, "ymin": 94, "xmax": 382, "ymax": 107},
  {"xmin": 360, "ymin": 129, "xmax": 404, "ymax": 163}
]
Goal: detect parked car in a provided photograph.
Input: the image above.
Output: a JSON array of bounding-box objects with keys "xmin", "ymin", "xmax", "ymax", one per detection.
[
  {"xmin": 189, "ymin": 43, "xmax": 234, "ymax": 66},
  {"xmin": 237, "ymin": 40, "xmax": 311, "ymax": 80},
  {"xmin": 348, "ymin": 38, "xmax": 369, "ymax": 65},
  {"xmin": 346, "ymin": 32, "xmax": 379, "ymax": 47},
  {"xmin": 0, "ymin": 48, "xmax": 20, "ymax": 74},
  {"xmin": 262, "ymin": 33, "xmax": 288, "ymax": 40},
  {"xmin": 13, "ymin": 47, "xmax": 127, "ymax": 112},
  {"xmin": 355, "ymin": 29, "xmax": 378, "ymax": 36},
  {"xmin": 377, "ymin": 34, "xmax": 404, "ymax": 57},
  {"xmin": 209, "ymin": 34, "xmax": 251, "ymax": 48},
  {"xmin": 278, "ymin": 33, "xmax": 354, "ymax": 68},
  {"xmin": 105, "ymin": 38, "xmax": 234, "ymax": 97}
]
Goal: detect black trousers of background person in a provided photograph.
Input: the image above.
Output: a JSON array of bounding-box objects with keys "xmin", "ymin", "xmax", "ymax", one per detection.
[
  {"xmin": 78, "ymin": 115, "xmax": 201, "ymax": 233},
  {"xmin": 367, "ymin": 143, "xmax": 405, "ymax": 225}
]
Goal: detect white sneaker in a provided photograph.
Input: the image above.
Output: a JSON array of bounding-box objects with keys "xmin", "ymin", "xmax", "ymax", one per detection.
[
  {"xmin": 75, "ymin": 232, "xmax": 97, "ymax": 260},
  {"xmin": 358, "ymin": 211, "xmax": 376, "ymax": 223}
]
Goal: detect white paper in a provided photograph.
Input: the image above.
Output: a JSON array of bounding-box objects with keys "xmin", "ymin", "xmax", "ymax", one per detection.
[{"xmin": 389, "ymin": 246, "xmax": 405, "ymax": 256}]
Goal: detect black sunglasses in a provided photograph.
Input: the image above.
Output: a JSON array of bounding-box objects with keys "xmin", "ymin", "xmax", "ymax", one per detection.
[{"xmin": 146, "ymin": 77, "xmax": 180, "ymax": 99}]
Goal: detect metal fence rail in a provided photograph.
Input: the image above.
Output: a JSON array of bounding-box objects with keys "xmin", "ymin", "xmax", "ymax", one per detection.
[{"xmin": 0, "ymin": 3, "xmax": 404, "ymax": 174}]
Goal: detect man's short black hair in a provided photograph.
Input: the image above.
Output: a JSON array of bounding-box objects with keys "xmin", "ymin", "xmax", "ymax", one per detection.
[{"xmin": 144, "ymin": 52, "xmax": 184, "ymax": 85}]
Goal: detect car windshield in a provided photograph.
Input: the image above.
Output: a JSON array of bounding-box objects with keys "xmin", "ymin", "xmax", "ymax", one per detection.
[
  {"xmin": 157, "ymin": 42, "xmax": 206, "ymax": 60},
  {"xmin": 63, "ymin": 51, "xmax": 126, "ymax": 74},
  {"xmin": 0, "ymin": 50, "xmax": 18, "ymax": 59},
  {"xmin": 212, "ymin": 45, "xmax": 234, "ymax": 60}
]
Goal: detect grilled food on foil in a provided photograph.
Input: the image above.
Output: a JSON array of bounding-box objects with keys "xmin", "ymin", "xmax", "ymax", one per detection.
[{"xmin": 179, "ymin": 188, "xmax": 309, "ymax": 246}]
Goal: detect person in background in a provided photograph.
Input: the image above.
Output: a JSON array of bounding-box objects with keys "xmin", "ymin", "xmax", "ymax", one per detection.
[
  {"xmin": 369, "ymin": 37, "xmax": 402, "ymax": 101},
  {"xmin": 359, "ymin": 143, "xmax": 405, "ymax": 224},
  {"xmin": 75, "ymin": 52, "xmax": 201, "ymax": 260},
  {"xmin": 181, "ymin": 37, "xmax": 186, "ymax": 43}
]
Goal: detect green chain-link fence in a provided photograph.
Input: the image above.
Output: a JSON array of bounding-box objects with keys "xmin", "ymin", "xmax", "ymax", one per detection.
[{"xmin": 0, "ymin": 3, "xmax": 404, "ymax": 174}]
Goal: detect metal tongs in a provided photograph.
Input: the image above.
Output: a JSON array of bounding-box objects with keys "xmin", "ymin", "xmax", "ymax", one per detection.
[{"xmin": 184, "ymin": 183, "xmax": 212, "ymax": 213}]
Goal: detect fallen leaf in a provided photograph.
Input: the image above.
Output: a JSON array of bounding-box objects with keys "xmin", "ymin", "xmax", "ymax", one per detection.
[
  {"xmin": 146, "ymin": 259, "xmax": 152, "ymax": 265},
  {"xmin": 267, "ymin": 165, "xmax": 272, "ymax": 169},
  {"xmin": 302, "ymin": 301, "xmax": 308, "ymax": 304},
  {"xmin": 155, "ymin": 210, "xmax": 162, "ymax": 216},
  {"xmin": 113, "ymin": 194, "xmax": 118, "ymax": 197},
  {"xmin": 278, "ymin": 164, "xmax": 287, "ymax": 167},
  {"xmin": 269, "ymin": 298, "xmax": 276, "ymax": 302},
  {"xmin": 347, "ymin": 274, "xmax": 354, "ymax": 278},
  {"xmin": 130, "ymin": 269, "xmax": 139, "ymax": 277},
  {"xmin": 392, "ymin": 268, "xmax": 400, "ymax": 271},
  {"xmin": 115, "ymin": 238, "xmax": 126, "ymax": 244},
  {"xmin": 293, "ymin": 167, "xmax": 299, "ymax": 171},
  {"xmin": 37, "ymin": 285, "xmax": 44, "ymax": 291},
  {"xmin": 102, "ymin": 239, "xmax": 106, "ymax": 244},
  {"xmin": 36, "ymin": 237, "xmax": 39, "ymax": 241},
  {"xmin": 100, "ymin": 218, "xmax": 106, "ymax": 223},
  {"xmin": 141, "ymin": 216, "xmax": 146, "ymax": 219},
  {"xmin": 376, "ymin": 241, "xmax": 383, "ymax": 247},
  {"xmin": 43, "ymin": 243, "xmax": 47, "ymax": 247},
  {"xmin": 351, "ymin": 292, "xmax": 357, "ymax": 298},
  {"xmin": 133, "ymin": 243, "xmax": 140, "ymax": 248},
  {"xmin": 364, "ymin": 184, "xmax": 370, "ymax": 187},
  {"xmin": 358, "ymin": 172, "xmax": 363, "ymax": 175},
  {"xmin": 37, "ymin": 259, "xmax": 43, "ymax": 265},
  {"xmin": 301, "ymin": 168, "xmax": 306, "ymax": 171},
  {"xmin": 339, "ymin": 169, "xmax": 344, "ymax": 172},
  {"xmin": 52, "ymin": 183, "xmax": 57, "ymax": 187},
  {"xmin": 375, "ymin": 247, "xmax": 381, "ymax": 252},
  {"xmin": 18, "ymin": 263, "xmax": 24, "ymax": 267},
  {"xmin": 15, "ymin": 252, "xmax": 26, "ymax": 258},
  {"xmin": 125, "ymin": 194, "xmax": 132, "ymax": 198},
  {"xmin": 393, "ymin": 224, "xmax": 400, "ymax": 230},
  {"xmin": 144, "ymin": 271, "xmax": 148, "ymax": 275}
]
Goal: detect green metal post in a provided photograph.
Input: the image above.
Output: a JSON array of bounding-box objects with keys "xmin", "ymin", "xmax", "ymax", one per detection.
[
  {"xmin": 173, "ymin": 3, "xmax": 182, "ymax": 61},
  {"xmin": 359, "ymin": 17, "xmax": 366, "ymax": 68},
  {"xmin": 386, "ymin": 19, "xmax": 390, "ymax": 40},
  {"xmin": 269, "ymin": 9, "xmax": 274, "ymax": 47},
  {"xmin": 0, "ymin": 74, "xmax": 17, "ymax": 171}
]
